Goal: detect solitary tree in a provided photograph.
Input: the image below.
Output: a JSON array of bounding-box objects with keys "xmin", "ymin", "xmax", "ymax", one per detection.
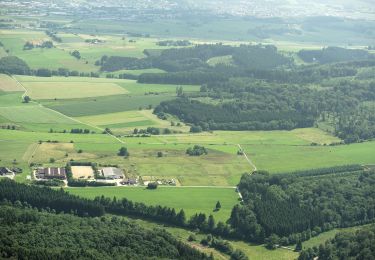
[
  {"xmin": 176, "ymin": 209, "xmax": 186, "ymax": 226},
  {"xmin": 71, "ymin": 50, "xmax": 81, "ymax": 59},
  {"xmin": 208, "ymin": 215, "xmax": 215, "ymax": 231},
  {"xmin": 157, "ymin": 151, "xmax": 163, "ymax": 158},
  {"xmin": 23, "ymin": 95, "xmax": 31, "ymax": 103},
  {"xmin": 295, "ymin": 241, "xmax": 303, "ymax": 252},
  {"xmin": 215, "ymin": 201, "xmax": 222, "ymax": 211},
  {"xmin": 176, "ymin": 86, "xmax": 183, "ymax": 96},
  {"xmin": 118, "ymin": 147, "xmax": 129, "ymax": 157},
  {"xmin": 147, "ymin": 182, "xmax": 158, "ymax": 189}
]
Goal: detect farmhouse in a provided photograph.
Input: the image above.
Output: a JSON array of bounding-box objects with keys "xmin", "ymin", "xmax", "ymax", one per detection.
[
  {"xmin": 101, "ymin": 167, "xmax": 124, "ymax": 180},
  {"xmin": 36, "ymin": 167, "xmax": 67, "ymax": 180},
  {"xmin": 0, "ymin": 167, "xmax": 13, "ymax": 176}
]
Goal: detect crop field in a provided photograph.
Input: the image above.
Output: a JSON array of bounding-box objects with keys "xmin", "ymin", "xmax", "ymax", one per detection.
[
  {"xmin": 21, "ymin": 81, "xmax": 127, "ymax": 100},
  {"xmin": 0, "ymin": 74, "xmax": 23, "ymax": 92},
  {"xmin": 43, "ymin": 94, "xmax": 176, "ymax": 116},
  {"xmin": 67, "ymin": 186, "xmax": 240, "ymax": 222},
  {"xmin": 117, "ymin": 80, "xmax": 200, "ymax": 94},
  {"xmin": 76, "ymin": 110, "xmax": 189, "ymax": 134},
  {"xmin": 0, "ymin": 105, "xmax": 92, "ymax": 132},
  {"xmin": 0, "ymin": 92, "xmax": 23, "ymax": 107}
]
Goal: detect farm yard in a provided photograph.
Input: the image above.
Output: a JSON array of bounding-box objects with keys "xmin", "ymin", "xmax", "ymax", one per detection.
[{"xmin": 71, "ymin": 166, "xmax": 95, "ymax": 179}]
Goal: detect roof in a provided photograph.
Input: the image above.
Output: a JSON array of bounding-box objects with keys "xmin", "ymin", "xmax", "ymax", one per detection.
[
  {"xmin": 101, "ymin": 167, "xmax": 123, "ymax": 177},
  {"xmin": 38, "ymin": 167, "xmax": 66, "ymax": 177},
  {"xmin": 0, "ymin": 167, "xmax": 12, "ymax": 175}
]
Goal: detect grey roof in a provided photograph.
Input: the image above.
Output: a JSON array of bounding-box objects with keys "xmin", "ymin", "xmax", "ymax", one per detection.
[
  {"xmin": 101, "ymin": 167, "xmax": 123, "ymax": 177},
  {"xmin": 0, "ymin": 167, "xmax": 12, "ymax": 175}
]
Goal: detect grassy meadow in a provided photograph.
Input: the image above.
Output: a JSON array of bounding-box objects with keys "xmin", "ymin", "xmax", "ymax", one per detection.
[{"xmin": 67, "ymin": 186, "xmax": 240, "ymax": 222}]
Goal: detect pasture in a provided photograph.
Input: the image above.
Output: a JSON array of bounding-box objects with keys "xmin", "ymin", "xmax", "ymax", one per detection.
[{"xmin": 67, "ymin": 186, "xmax": 240, "ymax": 223}]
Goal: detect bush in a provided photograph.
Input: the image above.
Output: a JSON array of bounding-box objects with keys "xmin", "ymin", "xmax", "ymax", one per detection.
[
  {"xmin": 186, "ymin": 145, "xmax": 208, "ymax": 156},
  {"xmin": 147, "ymin": 182, "xmax": 158, "ymax": 189},
  {"xmin": 118, "ymin": 147, "xmax": 129, "ymax": 157}
]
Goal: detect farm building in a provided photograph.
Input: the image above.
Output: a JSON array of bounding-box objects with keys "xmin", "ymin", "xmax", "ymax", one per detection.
[
  {"xmin": 36, "ymin": 167, "xmax": 67, "ymax": 180},
  {"xmin": 101, "ymin": 167, "xmax": 124, "ymax": 180},
  {"xmin": 0, "ymin": 167, "xmax": 13, "ymax": 176}
]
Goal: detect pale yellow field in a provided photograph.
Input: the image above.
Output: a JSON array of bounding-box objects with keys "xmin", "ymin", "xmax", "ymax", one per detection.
[
  {"xmin": 76, "ymin": 110, "xmax": 148, "ymax": 126},
  {"xmin": 0, "ymin": 74, "xmax": 24, "ymax": 92},
  {"xmin": 22, "ymin": 81, "xmax": 128, "ymax": 99},
  {"xmin": 71, "ymin": 166, "xmax": 95, "ymax": 179}
]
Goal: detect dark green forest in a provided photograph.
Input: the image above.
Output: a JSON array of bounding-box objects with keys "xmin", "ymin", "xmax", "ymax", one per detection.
[
  {"xmin": 0, "ymin": 203, "xmax": 208, "ymax": 260},
  {"xmin": 229, "ymin": 165, "xmax": 375, "ymax": 246},
  {"xmin": 155, "ymin": 78, "xmax": 375, "ymax": 142}
]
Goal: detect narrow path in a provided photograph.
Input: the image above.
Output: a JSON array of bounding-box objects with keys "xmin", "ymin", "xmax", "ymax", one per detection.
[
  {"xmin": 236, "ymin": 144, "xmax": 257, "ymax": 201},
  {"xmin": 27, "ymin": 143, "xmax": 40, "ymax": 165},
  {"xmin": 237, "ymin": 144, "xmax": 257, "ymax": 172}
]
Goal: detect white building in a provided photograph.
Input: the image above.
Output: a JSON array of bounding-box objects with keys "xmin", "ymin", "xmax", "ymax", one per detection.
[{"xmin": 101, "ymin": 167, "xmax": 124, "ymax": 180}]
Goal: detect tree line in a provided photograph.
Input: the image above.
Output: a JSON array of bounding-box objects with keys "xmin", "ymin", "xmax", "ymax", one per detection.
[{"xmin": 0, "ymin": 179, "xmax": 104, "ymax": 217}]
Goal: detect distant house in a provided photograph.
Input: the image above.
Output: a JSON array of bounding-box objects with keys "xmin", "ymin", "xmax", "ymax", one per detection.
[
  {"xmin": 101, "ymin": 167, "xmax": 124, "ymax": 180},
  {"xmin": 36, "ymin": 167, "xmax": 67, "ymax": 180},
  {"xmin": 0, "ymin": 167, "xmax": 13, "ymax": 176}
]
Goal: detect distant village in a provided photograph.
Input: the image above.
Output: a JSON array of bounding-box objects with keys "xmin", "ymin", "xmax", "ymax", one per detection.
[{"xmin": 1, "ymin": 162, "xmax": 177, "ymax": 188}]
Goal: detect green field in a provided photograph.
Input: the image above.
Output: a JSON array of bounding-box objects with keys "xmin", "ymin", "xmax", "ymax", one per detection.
[
  {"xmin": 76, "ymin": 110, "xmax": 189, "ymax": 133},
  {"xmin": 0, "ymin": 30, "xmax": 96, "ymax": 72},
  {"xmin": 67, "ymin": 186, "xmax": 239, "ymax": 223},
  {"xmin": 43, "ymin": 94, "xmax": 176, "ymax": 116}
]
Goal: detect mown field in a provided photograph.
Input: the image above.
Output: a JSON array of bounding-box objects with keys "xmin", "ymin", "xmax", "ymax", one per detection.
[{"xmin": 67, "ymin": 186, "xmax": 239, "ymax": 223}]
